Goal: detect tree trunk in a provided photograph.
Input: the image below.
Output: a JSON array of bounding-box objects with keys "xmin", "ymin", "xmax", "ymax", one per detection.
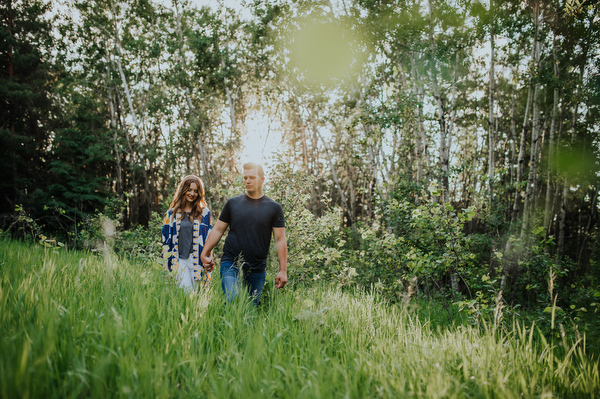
[
  {"xmin": 521, "ymin": 81, "xmax": 542, "ymax": 238},
  {"xmin": 509, "ymin": 81, "xmax": 517, "ymax": 193},
  {"xmin": 411, "ymin": 53, "xmax": 430, "ymax": 187},
  {"xmin": 308, "ymin": 111, "xmax": 354, "ymax": 226},
  {"xmin": 428, "ymin": 0, "xmax": 452, "ymax": 203},
  {"xmin": 488, "ymin": 15, "xmax": 496, "ymax": 204},
  {"xmin": 107, "ymin": 81, "xmax": 123, "ymax": 198},
  {"xmin": 351, "ymin": 80, "xmax": 379, "ymax": 219},
  {"xmin": 512, "ymin": 83, "xmax": 534, "ymax": 224},
  {"xmin": 291, "ymin": 99, "xmax": 320, "ymax": 214},
  {"xmin": 111, "ymin": 4, "xmax": 151, "ymax": 224},
  {"xmin": 429, "ymin": 0, "xmax": 460, "ymax": 289},
  {"xmin": 364, "ymin": 126, "xmax": 378, "ymax": 219},
  {"xmin": 173, "ymin": 0, "xmax": 213, "ymax": 208},
  {"xmin": 558, "ymin": 101, "xmax": 579, "ymax": 259},
  {"xmin": 446, "ymin": 52, "xmax": 459, "ymax": 199},
  {"xmin": 544, "ymin": 41, "xmax": 560, "ymax": 231},
  {"xmin": 515, "ymin": 1, "xmax": 541, "ymax": 229},
  {"xmin": 578, "ymin": 188, "xmax": 598, "ymax": 266},
  {"xmin": 7, "ymin": 0, "xmax": 13, "ymax": 78},
  {"xmin": 104, "ymin": 48, "xmax": 123, "ymax": 200},
  {"xmin": 346, "ymin": 129, "xmax": 357, "ymax": 223}
]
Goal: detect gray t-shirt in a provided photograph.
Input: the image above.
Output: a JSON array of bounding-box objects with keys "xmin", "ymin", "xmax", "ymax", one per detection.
[{"xmin": 178, "ymin": 212, "xmax": 194, "ymax": 259}]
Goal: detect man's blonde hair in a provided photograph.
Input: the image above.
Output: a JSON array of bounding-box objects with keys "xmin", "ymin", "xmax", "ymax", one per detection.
[{"xmin": 243, "ymin": 162, "xmax": 264, "ymax": 178}]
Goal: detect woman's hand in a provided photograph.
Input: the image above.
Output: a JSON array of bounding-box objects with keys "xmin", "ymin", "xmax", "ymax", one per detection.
[{"xmin": 201, "ymin": 251, "xmax": 214, "ymax": 272}]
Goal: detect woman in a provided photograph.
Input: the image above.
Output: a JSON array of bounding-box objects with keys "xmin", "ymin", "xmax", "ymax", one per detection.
[{"xmin": 161, "ymin": 175, "xmax": 212, "ymax": 291}]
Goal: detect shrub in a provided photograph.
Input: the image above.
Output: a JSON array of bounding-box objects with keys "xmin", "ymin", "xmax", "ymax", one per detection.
[{"xmin": 266, "ymin": 161, "xmax": 344, "ymax": 286}]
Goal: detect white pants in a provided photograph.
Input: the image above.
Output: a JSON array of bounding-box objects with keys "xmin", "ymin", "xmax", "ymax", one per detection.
[{"xmin": 176, "ymin": 257, "xmax": 196, "ymax": 292}]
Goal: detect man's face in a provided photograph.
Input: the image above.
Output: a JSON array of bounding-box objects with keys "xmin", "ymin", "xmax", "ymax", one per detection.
[{"xmin": 243, "ymin": 167, "xmax": 264, "ymax": 194}]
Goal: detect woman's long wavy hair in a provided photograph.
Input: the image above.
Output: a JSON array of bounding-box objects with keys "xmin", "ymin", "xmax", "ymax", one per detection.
[{"xmin": 168, "ymin": 175, "xmax": 208, "ymax": 221}]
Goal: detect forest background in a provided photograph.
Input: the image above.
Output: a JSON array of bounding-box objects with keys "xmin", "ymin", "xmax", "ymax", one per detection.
[{"xmin": 1, "ymin": 0, "xmax": 600, "ymax": 350}]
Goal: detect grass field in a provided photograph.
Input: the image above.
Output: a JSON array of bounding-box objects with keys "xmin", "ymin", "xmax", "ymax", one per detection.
[{"xmin": 1, "ymin": 239, "xmax": 598, "ymax": 398}]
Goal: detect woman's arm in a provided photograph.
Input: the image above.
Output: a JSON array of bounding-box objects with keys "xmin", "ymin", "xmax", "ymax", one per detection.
[{"xmin": 161, "ymin": 211, "xmax": 173, "ymax": 271}]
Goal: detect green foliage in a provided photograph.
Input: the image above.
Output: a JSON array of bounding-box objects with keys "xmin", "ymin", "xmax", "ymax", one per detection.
[
  {"xmin": 78, "ymin": 206, "xmax": 164, "ymax": 266},
  {"xmin": 1, "ymin": 1, "xmax": 599, "ymax": 387},
  {"xmin": 500, "ymin": 234, "xmax": 567, "ymax": 308},
  {"xmin": 405, "ymin": 197, "xmax": 477, "ymax": 282},
  {"xmin": 3, "ymin": 204, "xmax": 43, "ymax": 242},
  {"xmin": 114, "ymin": 211, "xmax": 165, "ymax": 265},
  {"xmin": 266, "ymin": 161, "xmax": 344, "ymax": 285},
  {"xmin": 267, "ymin": 169, "xmax": 483, "ymax": 307},
  {"xmin": 564, "ymin": 282, "xmax": 600, "ymax": 353},
  {"xmin": 1, "ymin": 239, "xmax": 599, "ymax": 398},
  {"xmin": 351, "ymin": 185, "xmax": 478, "ymax": 303},
  {"xmin": 0, "ymin": 0, "xmax": 57, "ymax": 214},
  {"xmin": 46, "ymin": 92, "xmax": 114, "ymax": 222}
]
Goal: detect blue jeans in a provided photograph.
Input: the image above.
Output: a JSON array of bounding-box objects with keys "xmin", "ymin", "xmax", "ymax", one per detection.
[{"xmin": 220, "ymin": 260, "xmax": 266, "ymax": 307}]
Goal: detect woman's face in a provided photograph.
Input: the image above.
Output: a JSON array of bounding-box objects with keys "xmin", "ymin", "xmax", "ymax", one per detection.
[{"xmin": 185, "ymin": 182, "xmax": 199, "ymax": 203}]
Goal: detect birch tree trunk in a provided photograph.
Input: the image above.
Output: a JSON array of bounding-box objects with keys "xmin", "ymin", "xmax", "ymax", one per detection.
[
  {"xmin": 411, "ymin": 53, "xmax": 430, "ymax": 186},
  {"xmin": 114, "ymin": 87, "xmax": 138, "ymax": 225},
  {"xmin": 109, "ymin": 3, "xmax": 152, "ymax": 224},
  {"xmin": 558, "ymin": 101, "xmax": 579, "ymax": 259},
  {"xmin": 107, "ymin": 79, "xmax": 123, "ymax": 198},
  {"xmin": 521, "ymin": 81, "xmax": 542, "ymax": 238},
  {"xmin": 296, "ymin": 102, "xmax": 319, "ymax": 214},
  {"xmin": 509, "ymin": 77, "xmax": 518, "ymax": 192},
  {"xmin": 104, "ymin": 49, "xmax": 123, "ymax": 198},
  {"xmin": 308, "ymin": 111, "xmax": 355, "ymax": 226},
  {"xmin": 428, "ymin": 0, "xmax": 450, "ymax": 203},
  {"xmin": 488, "ymin": 13, "xmax": 496, "ymax": 204},
  {"xmin": 446, "ymin": 52, "xmax": 459, "ymax": 197},
  {"xmin": 224, "ymin": 72, "xmax": 237, "ymax": 140},
  {"xmin": 521, "ymin": 1, "xmax": 543, "ymax": 238},
  {"xmin": 512, "ymin": 82, "xmax": 533, "ymax": 223},
  {"xmin": 173, "ymin": 0, "xmax": 211, "ymax": 190},
  {"xmin": 544, "ymin": 41, "xmax": 560, "ymax": 231},
  {"xmin": 351, "ymin": 81, "xmax": 379, "ymax": 219},
  {"xmin": 512, "ymin": 3, "xmax": 541, "ymax": 226},
  {"xmin": 343, "ymin": 126, "xmax": 357, "ymax": 223}
]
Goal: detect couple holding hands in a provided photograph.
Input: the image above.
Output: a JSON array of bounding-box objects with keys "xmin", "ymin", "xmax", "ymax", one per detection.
[{"xmin": 160, "ymin": 162, "xmax": 288, "ymax": 307}]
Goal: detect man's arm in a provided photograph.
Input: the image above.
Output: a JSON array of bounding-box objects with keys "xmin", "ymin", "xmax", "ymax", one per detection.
[
  {"xmin": 273, "ymin": 227, "xmax": 288, "ymax": 288},
  {"xmin": 201, "ymin": 220, "xmax": 229, "ymax": 272}
]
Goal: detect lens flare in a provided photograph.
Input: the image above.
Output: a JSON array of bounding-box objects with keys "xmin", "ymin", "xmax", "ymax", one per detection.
[{"xmin": 282, "ymin": 17, "xmax": 368, "ymax": 88}]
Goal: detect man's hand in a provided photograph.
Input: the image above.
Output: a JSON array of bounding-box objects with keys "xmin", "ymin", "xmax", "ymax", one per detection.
[
  {"xmin": 201, "ymin": 252, "xmax": 214, "ymax": 272},
  {"xmin": 275, "ymin": 270, "xmax": 288, "ymax": 289}
]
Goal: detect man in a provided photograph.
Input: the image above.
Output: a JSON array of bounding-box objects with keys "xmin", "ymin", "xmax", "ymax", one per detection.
[{"xmin": 201, "ymin": 162, "xmax": 288, "ymax": 306}]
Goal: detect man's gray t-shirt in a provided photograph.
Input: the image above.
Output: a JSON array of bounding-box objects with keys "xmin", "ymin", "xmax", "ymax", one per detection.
[{"xmin": 219, "ymin": 194, "xmax": 285, "ymax": 272}]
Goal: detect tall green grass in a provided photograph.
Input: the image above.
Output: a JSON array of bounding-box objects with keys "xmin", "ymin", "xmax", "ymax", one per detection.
[{"xmin": 1, "ymin": 239, "xmax": 598, "ymax": 398}]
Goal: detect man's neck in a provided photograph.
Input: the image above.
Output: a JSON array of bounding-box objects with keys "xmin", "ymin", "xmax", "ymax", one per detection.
[{"xmin": 246, "ymin": 190, "xmax": 264, "ymax": 200}]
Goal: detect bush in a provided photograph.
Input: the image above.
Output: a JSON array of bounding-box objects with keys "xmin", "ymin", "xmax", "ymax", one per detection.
[
  {"xmin": 351, "ymin": 184, "xmax": 478, "ymax": 303},
  {"xmin": 266, "ymin": 161, "xmax": 344, "ymax": 286},
  {"xmin": 77, "ymin": 203, "xmax": 163, "ymax": 267},
  {"xmin": 2, "ymin": 204, "xmax": 43, "ymax": 242}
]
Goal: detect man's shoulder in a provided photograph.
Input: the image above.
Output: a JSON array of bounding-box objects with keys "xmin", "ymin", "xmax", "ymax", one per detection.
[
  {"xmin": 225, "ymin": 194, "xmax": 282, "ymax": 210},
  {"xmin": 225, "ymin": 194, "xmax": 246, "ymax": 204},
  {"xmin": 261, "ymin": 197, "xmax": 285, "ymax": 217},
  {"xmin": 261, "ymin": 195, "xmax": 281, "ymax": 208},
  {"xmin": 261, "ymin": 195, "xmax": 283, "ymax": 207}
]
